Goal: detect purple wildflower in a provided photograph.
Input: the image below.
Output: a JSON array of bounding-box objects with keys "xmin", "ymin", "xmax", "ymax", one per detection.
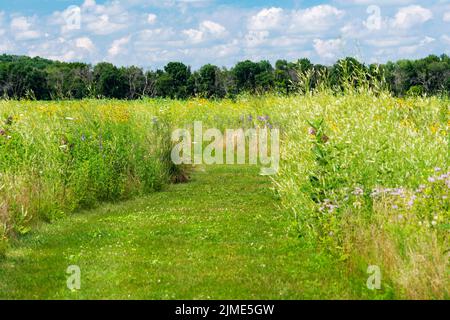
[
  {"xmin": 257, "ymin": 116, "xmax": 266, "ymax": 122},
  {"xmin": 308, "ymin": 128, "xmax": 316, "ymax": 136}
]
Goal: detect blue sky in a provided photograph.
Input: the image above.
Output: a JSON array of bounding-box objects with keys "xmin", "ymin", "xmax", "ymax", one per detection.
[{"xmin": 0, "ymin": 0, "xmax": 449, "ymax": 69}]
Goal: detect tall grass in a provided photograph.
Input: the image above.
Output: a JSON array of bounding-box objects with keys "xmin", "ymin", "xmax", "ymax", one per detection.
[
  {"xmin": 0, "ymin": 100, "xmax": 176, "ymax": 256},
  {"xmin": 270, "ymin": 85, "xmax": 448, "ymax": 298},
  {"xmin": 0, "ymin": 89, "xmax": 448, "ymax": 299}
]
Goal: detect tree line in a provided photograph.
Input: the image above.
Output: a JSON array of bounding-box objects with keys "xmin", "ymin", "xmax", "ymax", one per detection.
[{"xmin": 1, "ymin": 53, "xmax": 450, "ymax": 100}]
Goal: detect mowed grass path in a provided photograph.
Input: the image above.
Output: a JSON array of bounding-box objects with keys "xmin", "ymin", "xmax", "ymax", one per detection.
[{"xmin": 0, "ymin": 165, "xmax": 374, "ymax": 299}]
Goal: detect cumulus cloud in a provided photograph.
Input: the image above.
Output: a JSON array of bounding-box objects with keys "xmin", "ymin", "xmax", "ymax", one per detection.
[
  {"xmin": 339, "ymin": 0, "xmax": 415, "ymax": 5},
  {"xmin": 28, "ymin": 37, "xmax": 96, "ymax": 62},
  {"xmin": 244, "ymin": 30, "xmax": 270, "ymax": 48},
  {"xmin": 0, "ymin": 0, "xmax": 447, "ymax": 68},
  {"xmin": 183, "ymin": 20, "xmax": 227, "ymax": 44},
  {"xmin": 290, "ymin": 5, "xmax": 344, "ymax": 33},
  {"xmin": 392, "ymin": 5, "xmax": 433, "ymax": 29},
  {"xmin": 10, "ymin": 16, "xmax": 41, "ymax": 40},
  {"xmin": 397, "ymin": 36, "xmax": 435, "ymax": 55},
  {"xmin": 108, "ymin": 36, "xmax": 130, "ymax": 57},
  {"xmin": 200, "ymin": 20, "xmax": 227, "ymax": 37},
  {"xmin": 248, "ymin": 7, "xmax": 285, "ymax": 31},
  {"xmin": 183, "ymin": 28, "xmax": 204, "ymax": 43},
  {"xmin": 75, "ymin": 37, "xmax": 96, "ymax": 52},
  {"xmin": 313, "ymin": 38, "xmax": 345, "ymax": 60}
]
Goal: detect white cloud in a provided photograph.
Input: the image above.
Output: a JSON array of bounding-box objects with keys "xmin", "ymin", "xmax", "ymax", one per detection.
[
  {"xmin": 397, "ymin": 36, "xmax": 435, "ymax": 55},
  {"xmin": 366, "ymin": 37, "xmax": 416, "ymax": 48},
  {"xmin": 183, "ymin": 20, "xmax": 227, "ymax": 44},
  {"xmin": 290, "ymin": 5, "xmax": 344, "ymax": 33},
  {"xmin": 147, "ymin": 13, "xmax": 157, "ymax": 24},
  {"xmin": 313, "ymin": 38, "xmax": 345, "ymax": 59},
  {"xmin": 108, "ymin": 36, "xmax": 130, "ymax": 57},
  {"xmin": 82, "ymin": 0, "xmax": 96, "ymax": 8},
  {"xmin": 392, "ymin": 5, "xmax": 433, "ymax": 29},
  {"xmin": 10, "ymin": 16, "xmax": 41, "ymax": 40},
  {"xmin": 27, "ymin": 37, "xmax": 97, "ymax": 62},
  {"xmin": 442, "ymin": 34, "xmax": 450, "ymax": 45},
  {"xmin": 183, "ymin": 28, "xmax": 204, "ymax": 43},
  {"xmin": 200, "ymin": 20, "xmax": 227, "ymax": 37},
  {"xmin": 75, "ymin": 37, "xmax": 95, "ymax": 52},
  {"xmin": 85, "ymin": 14, "xmax": 127, "ymax": 35},
  {"xmin": 443, "ymin": 12, "xmax": 450, "ymax": 23},
  {"xmin": 244, "ymin": 30, "xmax": 269, "ymax": 48},
  {"xmin": 0, "ymin": 0, "xmax": 447, "ymax": 68},
  {"xmin": 248, "ymin": 7, "xmax": 284, "ymax": 31},
  {"xmin": 340, "ymin": 0, "xmax": 415, "ymax": 5}
]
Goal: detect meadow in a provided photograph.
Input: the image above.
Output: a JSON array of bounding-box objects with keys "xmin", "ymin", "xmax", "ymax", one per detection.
[{"xmin": 0, "ymin": 91, "xmax": 448, "ymax": 299}]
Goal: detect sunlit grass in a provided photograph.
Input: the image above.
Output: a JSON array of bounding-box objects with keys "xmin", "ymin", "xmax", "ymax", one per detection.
[{"xmin": 0, "ymin": 93, "xmax": 448, "ymax": 299}]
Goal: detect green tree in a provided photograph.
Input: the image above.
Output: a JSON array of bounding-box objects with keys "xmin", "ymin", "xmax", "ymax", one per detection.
[
  {"xmin": 93, "ymin": 62, "xmax": 126, "ymax": 99},
  {"xmin": 156, "ymin": 62, "xmax": 192, "ymax": 99}
]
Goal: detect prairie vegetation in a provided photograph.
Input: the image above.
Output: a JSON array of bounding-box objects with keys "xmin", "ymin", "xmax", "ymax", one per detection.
[{"xmin": 0, "ymin": 61, "xmax": 448, "ymax": 299}]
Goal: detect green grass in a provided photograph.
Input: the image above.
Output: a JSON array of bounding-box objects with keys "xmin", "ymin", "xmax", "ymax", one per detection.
[{"xmin": 0, "ymin": 165, "xmax": 383, "ymax": 299}]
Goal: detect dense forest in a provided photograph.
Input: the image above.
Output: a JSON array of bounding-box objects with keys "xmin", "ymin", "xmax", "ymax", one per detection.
[{"xmin": 0, "ymin": 53, "xmax": 450, "ymax": 100}]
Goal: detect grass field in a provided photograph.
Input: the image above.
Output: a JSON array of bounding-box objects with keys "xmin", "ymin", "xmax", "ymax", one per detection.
[
  {"xmin": 0, "ymin": 165, "xmax": 387, "ymax": 299},
  {"xmin": 0, "ymin": 93, "xmax": 448, "ymax": 299}
]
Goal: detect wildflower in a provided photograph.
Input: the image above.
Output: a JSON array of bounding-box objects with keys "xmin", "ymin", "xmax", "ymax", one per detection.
[
  {"xmin": 352, "ymin": 187, "xmax": 364, "ymax": 196},
  {"xmin": 248, "ymin": 115, "xmax": 253, "ymax": 121},
  {"xmin": 392, "ymin": 205, "xmax": 399, "ymax": 210},
  {"xmin": 431, "ymin": 221, "xmax": 437, "ymax": 226},
  {"xmin": 437, "ymin": 173, "xmax": 448, "ymax": 181},
  {"xmin": 416, "ymin": 185, "xmax": 426, "ymax": 193},
  {"xmin": 321, "ymin": 134, "xmax": 329, "ymax": 143},
  {"xmin": 434, "ymin": 167, "xmax": 442, "ymax": 172},
  {"xmin": 397, "ymin": 214, "xmax": 403, "ymax": 220},
  {"xmin": 81, "ymin": 134, "xmax": 86, "ymax": 142},
  {"xmin": 428, "ymin": 177, "xmax": 436, "ymax": 183},
  {"xmin": 0, "ymin": 128, "xmax": 5, "ymax": 136},
  {"xmin": 407, "ymin": 195, "xmax": 417, "ymax": 207},
  {"xmin": 308, "ymin": 128, "xmax": 316, "ymax": 136},
  {"xmin": 390, "ymin": 188, "xmax": 405, "ymax": 197}
]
